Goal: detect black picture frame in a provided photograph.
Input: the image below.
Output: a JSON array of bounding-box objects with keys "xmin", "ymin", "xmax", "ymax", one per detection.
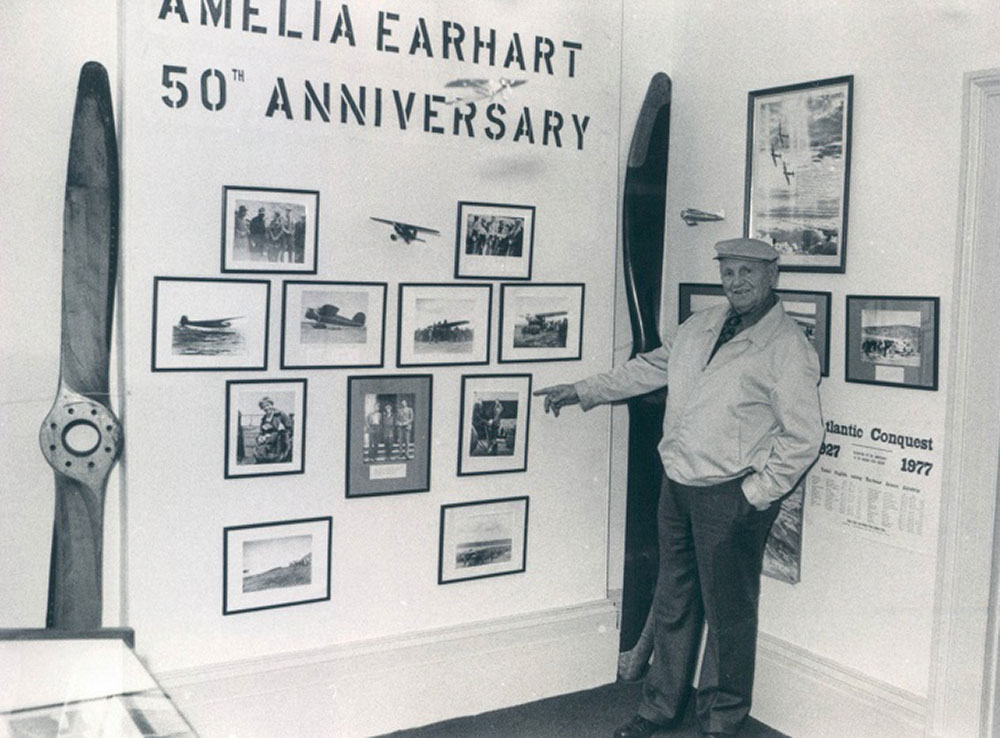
[
  {"xmin": 396, "ymin": 283, "xmax": 493, "ymax": 367},
  {"xmin": 151, "ymin": 276, "xmax": 270, "ymax": 372},
  {"xmin": 744, "ymin": 75, "xmax": 853, "ymax": 273},
  {"xmin": 280, "ymin": 280, "xmax": 387, "ymax": 369},
  {"xmin": 498, "ymin": 283, "xmax": 585, "ymax": 363},
  {"xmin": 224, "ymin": 378, "xmax": 307, "ymax": 479},
  {"xmin": 845, "ymin": 295, "xmax": 939, "ymax": 390},
  {"xmin": 221, "ymin": 186, "xmax": 319, "ymax": 274},
  {"xmin": 345, "ymin": 374, "xmax": 433, "ymax": 497},
  {"xmin": 222, "ymin": 516, "xmax": 331, "ymax": 615},
  {"xmin": 454, "ymin": 201, "xmax": 535, "ymax": 280},
  {"xmin": 457, "ymin": 373, "xmax": 532, "ymax": 476},
  {"xmin": 438, "ymin": 496, "xmax": 529, "ymax": 584},
  {"xmin": 678, "ymin": 283, "xmax": 832, "ymax": 377}
]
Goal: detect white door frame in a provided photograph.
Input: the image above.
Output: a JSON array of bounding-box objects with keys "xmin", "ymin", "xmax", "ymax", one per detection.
[{"xmin": 928, "ymin": 68, "xmax": 1000, "ymax": 738}]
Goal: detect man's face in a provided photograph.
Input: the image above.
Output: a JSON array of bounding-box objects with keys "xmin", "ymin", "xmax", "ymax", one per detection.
[{"xmin": 718, "ymin": 258, "xmax": 778, "ymax": 315}]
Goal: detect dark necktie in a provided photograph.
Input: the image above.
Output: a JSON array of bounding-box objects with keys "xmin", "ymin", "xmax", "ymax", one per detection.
[{"xmin": 709, "ymin": 314, "xmax": 742, "ymax": 362}]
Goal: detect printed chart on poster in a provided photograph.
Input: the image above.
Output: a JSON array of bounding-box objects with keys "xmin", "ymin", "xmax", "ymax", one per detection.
[{"xmin": 805, "ymin": 416, "xmax": 940, "ymax": 554}]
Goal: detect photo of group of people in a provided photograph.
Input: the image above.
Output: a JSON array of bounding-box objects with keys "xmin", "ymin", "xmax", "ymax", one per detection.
[
  {"xmin": 454, "ymin": 201, "xmax": 535, "ymax": 280},
  {"xmin": 363, "ymin": 392, "xmax": 416, "ymax": 463},
  {"xmin": 222, "ymin": 186, "xmax": 318, "ymax": 274},
  {"xmin": 463, "ymin": 214, "xmax": 525, "ymax": 257}
]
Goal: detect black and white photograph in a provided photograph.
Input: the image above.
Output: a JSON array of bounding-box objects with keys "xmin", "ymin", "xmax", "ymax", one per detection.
[
  {"xmin": 438, "ymin": 496, "xmax": 529, "ymax": 584},
  {"xmin": 223, "ymin": 516, "xmax": 331, "ymax": 615},
  {"xmin": 744, "ymin": 76, "xmax": 853, "ymax": 272},
  {"xmin": 454, "ymin": 201, "xmax": 535, "ymax": 280},
  {"xmin": 397, "ymin": 283, "xmax": 492, "ymax": 367},
  {"xmin": 458, "ymin": 374, "xmax": 532, "ymax": 476},
  {"xmin": 221, "ymin": 186, "xmax": 319, "ymax": 274},
  {"xmin": 281, "ymin": 280, "xmax": 387, "ymax": 369},
  {"xmin": 846, "ymin": 295, "xmax": 939, "ymax": 390},
  {"xmin": 346, "ymin": 374, "xmax": 432, "ymax": 497},
  {"xmin": 498, "ymin": 283, "xmax": 584, "ymax": 363},
  {"xmin": 225, "ymin": 379, "xmax": 306, "ymax": 478},
  {"xmin": 762, "ymin": 478, "xmax": 806, "ymax": 584},
  {"xmin": 151, "ymin": 276, "xmax": 270, "ymax": 371}
]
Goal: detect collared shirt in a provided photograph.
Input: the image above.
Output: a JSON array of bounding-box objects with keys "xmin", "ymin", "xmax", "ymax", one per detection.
[{"xmin": 575, "ymin": 300, "xmax": 823, "ymax": 509}]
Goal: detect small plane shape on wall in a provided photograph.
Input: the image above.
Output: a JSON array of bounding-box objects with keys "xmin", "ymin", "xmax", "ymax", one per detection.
[
  {"xmin": 369, "ymin": 217, "xmax": 441, "ymax": 244},
  {"xmin": 443, "ymin": 77, "xmax": 527, "ymax": 105},
  {"xmin": 304, "ymin": 304, "xmax": 366, "ymax": 329}
]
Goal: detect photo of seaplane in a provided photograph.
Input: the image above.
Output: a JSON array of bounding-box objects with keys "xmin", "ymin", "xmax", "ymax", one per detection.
[
  {"xmin": 172, "ymin": 314, "xmax": 246, "ymax": 356},
  {"xmin": 304, "ymin": 304, "xmax": 366, "ymax": 330},
  {"xmin": 370, "ymin": 217, "xmax": 440, "ymax": 244},
  {"xmin": 176, "ymin": 315, "xmax": 244, "ymax": 331},
  {"xmin": 443, "ymin": 77, "xmax": 527, "ymax": 105}
]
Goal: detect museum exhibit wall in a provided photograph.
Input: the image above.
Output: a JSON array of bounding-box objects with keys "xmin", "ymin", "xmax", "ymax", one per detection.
[{"xmin": 648, "ymin": 3, "xmax": 1000, "ymax": 737}]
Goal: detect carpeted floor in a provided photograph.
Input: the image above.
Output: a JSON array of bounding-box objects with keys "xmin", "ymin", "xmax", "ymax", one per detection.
[{"xmin": 378, "ymin": 679, "xmax": 789, "ymax": 738}]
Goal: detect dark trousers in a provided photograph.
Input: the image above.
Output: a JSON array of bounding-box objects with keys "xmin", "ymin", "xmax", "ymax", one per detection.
[{"xmin": 638, "ymin": 476, "xmax": 780, "ymax": 735}]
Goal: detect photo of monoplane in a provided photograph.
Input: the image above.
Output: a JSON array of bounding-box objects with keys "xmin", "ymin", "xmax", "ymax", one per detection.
[
  {"xmin": 177, "ymin": 315, "xmax": 243, "ymax": 331},
  {"xmin": 443, "ymin": 77, "xmax": 527, "ymax": 105},
  {"xmin": 414, "ymin": 319, "xmax": 472, "ymax": 348},
  {"xmin": 513, "ymin": 310, "xmax": 568, "ymax": 348},
  {"xmin": 173, "ymin": 314, "xmax": 247, "ymax": 356},
  {"xmin": 304, "ymin": 304, "xmax": 366, "ymax": 330},
  {"xmin": 370, "ymin": 217, "xmax": 440, "ymax": 244}
]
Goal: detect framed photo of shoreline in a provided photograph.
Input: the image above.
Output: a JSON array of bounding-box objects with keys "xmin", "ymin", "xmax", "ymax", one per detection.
[
  {"xmin": 225, "ymin": 378, "xmax": 306, "ymax": 479},
  {"xmin": 454, "ymin": 201, "xmax": 535, "ymax": 280},
  {"xmin": 345, "ymin": 374, "xmax": 432, "ymax": 497},
  {"xmin": 845, "ymin": 295, "xmax": 939, "ymax": 390},
  {"xmin": 221, "ymin": 186, "xmax": 319, "ymax": 274},
  {"xmin": 744, "ymin": 75, "xmax": 853, "ymax": 273},
  {"xmin": 438, "ymin": 496, "xmax": 529, "ymax": 584},
  {"xmin": 457, "ymin": 374, "xmax": 532, "ymax": 476},
  {"xmin": 223, "ymin": 516, "xmax": 331, "ymax": 615},
  {"xmin": 397, "ymin": 283, "xmax": 492, "ymax": 367},
  {"xmin": 498, "ymin": 283, "xmax": 584, "ymax": 363}
]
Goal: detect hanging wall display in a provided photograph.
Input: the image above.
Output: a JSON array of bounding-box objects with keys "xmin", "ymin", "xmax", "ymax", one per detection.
[
  {"xmin": 454, "ymin": 201, "xmax": 536, "ymax": 280},
  {"xmin": 498, "ymin": 283, "xmax": 585, "ymax": 363},
  {"xmin": 678, "ymin": 283, "xmax": 831, "ymax": 376},
  {"xmin": 225, "ymin": 379, "xmax": 307, "ymax": 479},
  {"xmin": 438, "ymin": 496, "xmax": 529, "ymax": 584},
  {"xmin": 845, "ymin": 295, "xmax": 939, "ymax": 390},
  {"xmin": 396, "ymin": 283, "xmax": 492, "ymax": 367},
  {"xmin": 281, "ymin": 280, "xmax": 387, "ymax": 369},
  {"xmin": 151, "ymin": 276, "xmax": 270, "ymax": 371},
  {"xmin": 744, "ymin": 75, "xmax": 853, "ymax": 273},
  {"xmin": 223, "ymin": 516, "xmax": 332, "ymax": 615},
  {"xmin": 221, "ymin": 186, "xmax": 319, "ymax": 274},
  {"xmin": 457, "ymin": 374, "xmax": 532, "ymax": 476},
  {"xmin": 345, "ymin": 374, "xmax": 432, "ymax": 498}
]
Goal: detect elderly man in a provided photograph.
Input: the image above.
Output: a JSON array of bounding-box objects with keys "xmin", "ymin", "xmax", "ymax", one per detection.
[{"xmin": 535, "ymin": 238, "xmax": 823, "ymax": 738}]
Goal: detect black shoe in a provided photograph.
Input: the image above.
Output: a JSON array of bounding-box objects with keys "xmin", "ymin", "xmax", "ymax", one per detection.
[{"xmin": 613, "ymin": 715, "xmax": 668, "ymax": 738}]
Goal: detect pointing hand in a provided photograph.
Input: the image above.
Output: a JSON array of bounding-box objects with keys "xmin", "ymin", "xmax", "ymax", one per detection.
[{"xmin": 533, "ymin": 384, "xmax": 580, "ymax": 417}]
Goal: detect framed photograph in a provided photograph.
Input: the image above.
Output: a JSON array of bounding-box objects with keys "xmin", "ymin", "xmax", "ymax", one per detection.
[
  {"xmin": 281, "ymin": 280, "xmax": 387, "ymax": 369},
  {"xmin": 221, "ymin": 186, "xmax": 319, "ymax": 274},
  {"xmin": 845, "ymin": 295, "xmax": 939, "ymax": 390},
  {"xmin": 454, "ymin": 201, "xmax": 535, "ymax": 280},
  {"xmin": 438, "ymin": 496, "xmax": 529, "ymax": 584},
  {"xmin": 677, "ymin": 283, "xmax": 831, "ymax": 376},
  {"xmin": 397, "ymin": 283, "xmax": 492, "ymax": 367},
  {"xmin": 763, "ymin": 477, "xmax": 806, "ymax": 585},
  {"xmin": 225, "ymin": 379, "xmax": 306, "ymax": 478},
  {"xmin": 498, "ymin": 283, "xmax": 584, "ymax": 363},
  {"xmin": 151, "ymin": 276, "xmax": 270, "ymax": 371},
  {"xmin": 223, "ymin": 516, "xmax": 331, "ymax": 615},
  {"xmin": 744, "ymin": 75, "xmax": 853, "ymax": 272},
  {"xmin": 458, "ymin": 374, "xmax": 532, "ymax": 476},
  {"xmin": 346, "ymin": 374, "xmax": 432, "ymax": 497}
]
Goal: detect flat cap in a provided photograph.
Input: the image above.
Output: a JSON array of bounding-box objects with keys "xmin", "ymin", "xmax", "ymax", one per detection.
[{"xmin": 713, "ymin": 237, "xmax": 779, "ymax": 262}]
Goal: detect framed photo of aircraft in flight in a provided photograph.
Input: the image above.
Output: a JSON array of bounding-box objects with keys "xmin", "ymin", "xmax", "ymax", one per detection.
[
  {"xmin": 438, "ymin": 496, "xmax": 529, "ymax": 585},
  {"xmin": 221, "ymin": 185, "xmax": 319, "ymax": 274},
  {"xmin": 457, "ymin": 374, "xmax": 532, "ymax": 476},
  {"xmin": 678, "ymin": 283, "xmax": 832, "ymax": 376},
  {"xmin": 845, "ymin": 295, "xmax": 939, "ymax": 390},
  {"xmin": 280, "ymin": 280, "xmax": 387, "ymax": 369},
  {"xmin": 454, "ymin": 201, "xmax": 535, "ymax": 280},
  {"xmin": 743, "ymin": 75, "xmax": 853, "ymax": 273},
  {"xmin": 498, "ymin": 283, "xmax": 584, "ymax": 363},
  {"xmin": 396, "ymin": 283, "xmax": 493, "ymax": 367}
]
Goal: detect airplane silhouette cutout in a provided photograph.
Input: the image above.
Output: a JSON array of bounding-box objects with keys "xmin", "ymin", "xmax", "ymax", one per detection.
[
  {"xmin": 370, "ymin": 217, "xmax": 440, "ymax": 244},
  {"xmin": 443, "ymin": 78, "xmax": 527, "ymax": 105}
]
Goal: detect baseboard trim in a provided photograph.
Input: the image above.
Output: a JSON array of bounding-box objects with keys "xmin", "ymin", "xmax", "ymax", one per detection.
[
  {"xmin": 158, "ymin": 599, "xmax": 619, "ymax": 738},
  {"xmin": 754, "ymin": 632, "xmax": 926, "ymax": 738}
]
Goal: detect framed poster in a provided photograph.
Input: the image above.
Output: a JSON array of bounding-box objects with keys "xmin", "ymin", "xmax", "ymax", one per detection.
[
  {"xmin": 221, "ymin": 186, "xmax": 319, "ymax": 274},
  {"xmin": 396, "ymin": 283, "xmax": 492, "ymax": 367},
  {"xmin": 151, "ymin": 276, "xmax": 270, "ymax": 371},
  {"xmin": 762, "ymin": 478, "xmax": 806, "ymax": 585},
  {"xmin": 845, "ymin": 295, "xmax": 939, "ymax": 390},
  {"xmin": 457, "ymin": 374, "xmax": 532, "ymax": 476},
  {"xmin": 677, "ymin": 283, "xmax": 831, "ymax": 376},
  {"xmin": 346, "ymin": 374, "xmax": 432, "ymax": 497},
  {"xmin": 744, "ymin": 75, "xmax": 853, "ymax": 272},
  {"xmin": 498, "ymin": 283, "xmax": 584, "ymax": 363},
  {"xmin": 225, "ymin": 379, "xmax": 306, "ymax": 479},
  {"xmin": 222, "ymin": 516, "xmax": 331, "ymax": 615},
  {"xmin": 454, "ymin": 201, "xmax": 535, "ymax": 280},
  {"xmin": 280, "ymin": 280, "xmax": 387, "ymax": 369},
  {"xmin": 438, "ymin": 496, "xmax": 529, "ymax": 584}
]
